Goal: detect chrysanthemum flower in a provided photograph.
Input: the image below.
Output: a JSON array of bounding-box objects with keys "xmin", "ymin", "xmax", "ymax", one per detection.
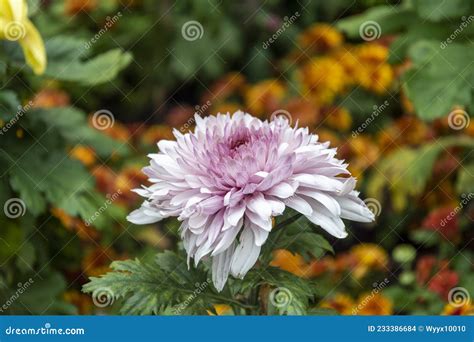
[{"xmin": 128, "ymin": 111, "xmax": 374, "ymax": 291}]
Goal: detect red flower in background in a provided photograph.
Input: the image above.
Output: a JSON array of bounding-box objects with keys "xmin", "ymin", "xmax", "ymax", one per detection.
[
  {"xmin": 416, "ymin": 255, "xmax": 459, "ymax": 300},
  {"xmin": 416, "ymin": 255, "xmax": 437, "ymax": 285},
  {"xmin": 421, "ymin": 205, "xmax": 459, "ymax": 242},
  {"xmin": 428, "ymin": 269, "xmax": 459, "ymax": 300}
]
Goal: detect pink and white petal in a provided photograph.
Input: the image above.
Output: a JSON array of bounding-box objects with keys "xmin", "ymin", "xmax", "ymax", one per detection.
[
  {"xmin": 292, "ymin": 174, "xmax": 344, "ymax": 193},
  {"xmin": 212, "ymin": 221, "xmax": 243, "ymax": 256},
  {"xmin": 212, "ymin": 244, "xmax": 235, "ymax": 292},
  {"xmin": 296, "ymin": 189, "xmax": 341, "ymax": 216},
  {"xmin": 247, "ymin": 193, "xmax": 272, "ymax": 217},
  {"xmin": 245, "ymin": 210, "xmax": 272, "ymax": 231},
  {"xmin": 266, "ymin": 181, "xmax": 296, "ymax": 198},
  {"xmin": 266, "ymin": 197, "xmax": 285, "ymax": 215},
  {"xmin": 126, "ymin": 204, "xmax": 162, "ymax": 224},
  {"xmin": 285, "ymin": 195, "xmax": 313, "ymax": 216},
  {"xmin": 305, "ymin": 202, "xmax": 347, "ymax": 238},
  {"xmin": 337, "ymin": 196, "xmax": 375, "ymax": 222},
  {"xmin": 230, "ymin": 226, "xmax": 261, "ymax": 278},
  {"xmin": 223, "ymin": 201, "xmax": 246, "ymax": 229}
]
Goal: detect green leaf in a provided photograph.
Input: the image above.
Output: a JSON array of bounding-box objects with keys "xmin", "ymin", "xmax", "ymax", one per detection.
[
  {"xmin": 6, "ymin": 145, "xmax": 94, "ymax": 216},
  {"xmin": 388, "ymin": 23, "xmax": 452, "ymax": 64},
  {"xmin": 83, "ymin": 251, "xmax": 217, "ymax": 315},
  {"xmin": 403, "ymin": 41, "xmax": 473, "ymax": 120},
  {"xmin": 0, "ymin": 90, "xmax": 20, "ymax": 121},
  {"xmin": 44, "ymin": 49, "xmax": 132, "ymax": 86},
  {"xmin": 367, "ymin": 136, "xmax": 474, "ymax": 211},
  {"xmin": 31, "ymin": 107, "xmax": 127, "ymax": 157},
  {"xmin": 0, "ymin": 221, "xmax": 23, "ymax": 264},
  {"xmin": 413, "ymin": 0, "xmax": 472, "ymax": 22},
  {"xmin": 258, "ymin": 267, "xmax": 314, "ymax": 315},
  {"xmin": 274, "ymin": 223, "xmax": 334, "ymax": 261},
  {"xmin": 409, "ymin": 229, "xmax": 439, "ymax": 247},
  {"xmin": 13, "ymin": 272, "xmax": 77, "ymax": 314},
  {"xmin": 456, "ymin": 163, "xmax": 474, "ymax": 194},
  {"xmin": 307, "ymin": 307, "xmax": 339, "ymax": 315},
  {"xmin": 15, "ymin": 241, "xmax": 36, "ymax": 273},
  {"xmin": 45, "ymin": 35, "xmax": 91, "ymax": 61},
  {"xmin": 336, "ymin": 5, "xmax": 416, "ymax": 39}
]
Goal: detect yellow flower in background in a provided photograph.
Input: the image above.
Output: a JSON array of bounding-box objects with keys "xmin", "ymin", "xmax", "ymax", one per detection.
[
  {"xmin": 207, "ymin": 304, "xmax": 232, "ymax": 315},
  {"xmin": 299, "ymin": 57, "xmax": 347, "ymax": 105},
  {"xmin": 442, "ymin": 300, "xmax": 473, "ymax": 316},
  {"xmin": 270, "ymin": 249, "xmax": 314, "ymax": 278},
  {"xmin": 354, "ymin": 44, "xmax": 393, "ymax": 94},
  {"xmin": 355, "ymin": 293, "xmax": 393, "ymax": 315},
  {"xmin": 244, "ymin": 79, "xmax": 286, "ymax": 116},
  {"xmin": 350, "ymin": 243, "xmax": 388, "ymax": 279},
  {"xmin": 298, "ymin": 23, "xmax": 343, "ymax": 52},
  {"xmin": 325, "ymin": 107, "xmax": 352, "ymax": 132},
  {"xmin": 356, "ymin": 44, "xmax": 389, "ymax": 65},
  {"xmin": 70, "ymin": 145, "xmax": 97, "ymax": 167},
  {"xmin": 0, "ymin": 0, "xmax": 46, "ymax": 74},
  {"xmin": 320, "ymin": 293, "xmax": 355, "ymax": 315}
]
